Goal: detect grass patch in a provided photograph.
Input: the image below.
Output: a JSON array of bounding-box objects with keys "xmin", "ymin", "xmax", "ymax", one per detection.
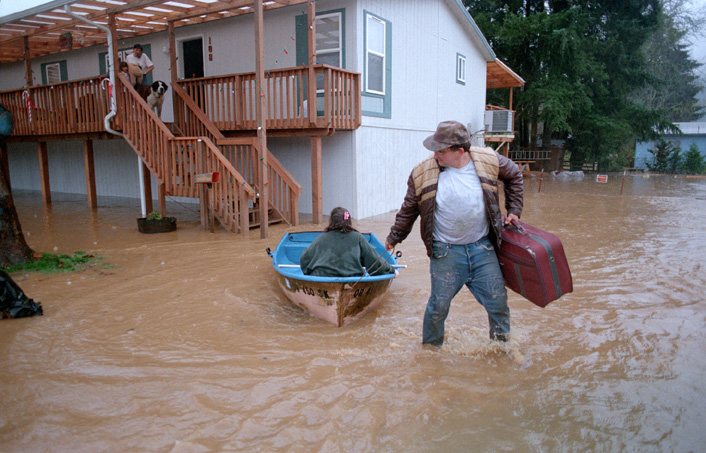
[{"xmin": 2, "ymin": 251, "xmax": 104, "ymax": 274}]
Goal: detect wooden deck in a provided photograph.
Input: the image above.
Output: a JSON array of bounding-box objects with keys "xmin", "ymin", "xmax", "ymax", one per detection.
[{"xmin": 0, "ymin": 65, "xmax": 360, "ymax": 140}]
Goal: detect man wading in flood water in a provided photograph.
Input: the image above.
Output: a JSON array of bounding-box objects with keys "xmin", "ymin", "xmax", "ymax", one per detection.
[{"xmin": 385, "ymin": 121, "xmax": 523, "ymax": 346}]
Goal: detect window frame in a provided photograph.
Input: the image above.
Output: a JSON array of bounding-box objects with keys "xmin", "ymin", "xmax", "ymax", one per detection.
[
  {"xmin": 456, "ymin": 53, "xmax": 466, "ymax": 85},
  {"xmin": 40, "ymin": 60, "xmax": 67, "ymax": 85},
  {"xmin": 361, "ymin": 11, "xmax": 392, "ymax": 118},
  {"xmin": 364, "ymin": 14, "xmax": 386, "ymax": 96}
]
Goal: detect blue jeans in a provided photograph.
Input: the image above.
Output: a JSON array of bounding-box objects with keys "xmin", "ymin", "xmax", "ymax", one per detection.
[{"xmin": 423, "ymin": 237, "xmax": 510, "ymax": 345}]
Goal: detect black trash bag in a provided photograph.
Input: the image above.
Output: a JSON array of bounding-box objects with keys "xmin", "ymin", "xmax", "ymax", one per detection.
[{"xmin": 1, "ymin": 269, "xmax": 43, "ymax": 319}]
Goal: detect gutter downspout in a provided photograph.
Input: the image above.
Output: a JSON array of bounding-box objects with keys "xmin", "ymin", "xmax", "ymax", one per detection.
[
  {"xmin": 64, "ymin": 4, "xmax": 121, "ymax": 138},
  {"xmin": 65, "ymin": 5, "xmax": 149, "ymax": 217}
]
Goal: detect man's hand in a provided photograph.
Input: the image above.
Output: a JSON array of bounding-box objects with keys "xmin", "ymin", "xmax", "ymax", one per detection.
[
  {"xmin": 385, "ymin": 241, "xmax": 394, "ymax": 252},
  {"xmin": 503, "ymin": 213, "xmax": 520, "ymax": 226}
]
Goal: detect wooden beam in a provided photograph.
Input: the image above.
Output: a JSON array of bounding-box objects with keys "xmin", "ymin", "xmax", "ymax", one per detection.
[
  {"xmin": 23, "ymin": 36, "xmax": 33, "ymax": 87},
  {"xmin": 83, "ymin": 139, "xmax": 97, "ymax": 208},
  {"xmin": 310, "ymin": 135, "xmax": 322, "ymax": 224},
  {"xmin": 307, "ymin": 0, "xmax": 317, "ymax": 125},
  {"xmin": 158, "ymin": 183, "xmax": 166, "ymax": 217},
  {"xmin": 37, "ymin": 141, "xmax": 51, "ymax": 204},
  {"xmin": 168, "ymin": 21, "xmax": 177, "ymax": 86},
  {"xmin": 254, "ymin": 0, "xmax": 268, "ymax": 239}
]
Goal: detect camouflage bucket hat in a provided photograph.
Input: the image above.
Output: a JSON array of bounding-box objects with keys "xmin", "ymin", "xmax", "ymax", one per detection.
[{"xmin": 423, "ymin": 120, "xmax": 471, "ymax": 151}]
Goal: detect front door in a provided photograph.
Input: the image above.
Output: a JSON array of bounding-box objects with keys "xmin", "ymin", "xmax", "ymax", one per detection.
[{"xmin": 182, "ymin": 38, "xmax": 204, "ymax": 79}]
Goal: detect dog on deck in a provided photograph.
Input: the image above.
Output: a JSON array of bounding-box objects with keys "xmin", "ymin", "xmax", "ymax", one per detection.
[{"xmin": 137, "ymin": 81, "xmax": 169, "ymax": 118}]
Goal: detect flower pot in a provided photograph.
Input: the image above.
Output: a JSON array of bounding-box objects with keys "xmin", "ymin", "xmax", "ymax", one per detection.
[{"xmin": 137, "ymin": 216, "xmax": 177, "ymax": 234}]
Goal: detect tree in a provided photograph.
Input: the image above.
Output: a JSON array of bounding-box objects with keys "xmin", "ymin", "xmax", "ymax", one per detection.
[
  {"xmin": 0, "ymin": 105, "xmax": 34, "ymax": 268},
  {"xmin": 682, "ymin": 142, "xmax": 706, "ymax": 174},
  {"xmin": 465, "ymin": 0, "xmax": 679, "ymax": 170},
  {"xmin": 630, "ymin": 0, "xmax": 705, "ymax": 122},
  {"xmin": 645, "ymin": 139, "xmax": 678, "ymax": 173}
]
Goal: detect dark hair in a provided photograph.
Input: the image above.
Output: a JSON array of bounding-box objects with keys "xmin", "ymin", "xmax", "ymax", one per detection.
[
  {"xmin": 119, "ymin": 61, "xmax": 128, "ymax": 70},
  {"xmin": 325, "ymin": 207, "xmax": 357, "ymax": 233},
  {"xmin": 133, "ymin": 44, "xmax": 143, "ymax": 51},
  {"xmin": 459, "ymin": 142, "xmax": 471, "ymax": 152}
]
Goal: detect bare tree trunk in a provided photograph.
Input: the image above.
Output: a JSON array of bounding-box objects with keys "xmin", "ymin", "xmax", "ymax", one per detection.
[{"xmin": 0, "ymin": 160, "xmax": 34, "ymax": 268}]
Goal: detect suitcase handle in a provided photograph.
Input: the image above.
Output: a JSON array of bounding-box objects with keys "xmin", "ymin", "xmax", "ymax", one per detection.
[{"xmin": 504, "ymin": 218, "xmax": 526, "ymax": 234}]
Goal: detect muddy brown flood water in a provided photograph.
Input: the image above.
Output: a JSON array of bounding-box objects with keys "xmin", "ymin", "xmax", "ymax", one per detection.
[{"xmin": 1, "ymin": 173, "xmax": 706, "ymax": 452}]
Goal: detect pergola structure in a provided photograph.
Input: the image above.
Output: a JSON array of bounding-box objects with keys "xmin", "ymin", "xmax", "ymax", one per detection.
[{"xmin": 0, "ymin": 0, "xmax": 309, "ymax": 65}]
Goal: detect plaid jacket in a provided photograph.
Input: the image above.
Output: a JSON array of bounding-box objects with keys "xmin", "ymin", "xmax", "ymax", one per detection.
[{"xmin": 386, "ymin": 146, "xmax": 523, "ymax": 257}]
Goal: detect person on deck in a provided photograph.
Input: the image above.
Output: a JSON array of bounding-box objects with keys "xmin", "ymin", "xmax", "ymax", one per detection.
[
  {"xmin": 300, "ymin": 207, "xmax": 398, "ymax": 278},
  {"xmin": 126, "ymin": 44, "xmax": 154, "ymax": 87},
  {"xmin": 118, "ymin": 61, "xmax": 131, "ymax": 85},
  {"xmin": 385, "ymin": 120, "xmax": 523, "ymax": 345}
]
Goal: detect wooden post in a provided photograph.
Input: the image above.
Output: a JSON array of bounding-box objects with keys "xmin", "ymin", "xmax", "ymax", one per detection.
[
  {"xmin": 83, "ymin": 140, "xmax": 97, "ymax": 208},
  {"xmin": 254, "ymin": 0, "xmax": 269, "ymax": 239},
  {"xmin": 311, "ymin": 135, "xmax": 322, "ymax": 224},
  {"xmin": 158, "ymin": 183, "xmax": 167, "ymax": 216},
  {"xmin": 37, "ymin": 142, "xmax": 51, "ymax": 204},
  {"xmin": 23, "ymin": 36, "xmax": 36, "ymax": 134},
  {"xmin": 142, "ymin": 161, "xmax": 153, "ymax": 214},
  {"xmin": 307, "ymin": 0, "xmax": 317, "ymax": 125},
  {"xmin": 168, "ymin": 21, "xmax": 178, "ymax": 126},
  {"xmin": 197, "ymin": 140, "xmax": 212, "ymax": 231},
  {"xmin": 23, "ymin": 36, "xmax": 33, "ymax": 87},
  {"xmin": 238, "ymin": 182, "xmax": 249, "ymax": 237},
  {"xmin": 168, "ymin": 21, "xmax": 178, "ymax": 86},
  {"xmin": 1, "ymin": 143, "xmax": 10, "ymax": 189}
]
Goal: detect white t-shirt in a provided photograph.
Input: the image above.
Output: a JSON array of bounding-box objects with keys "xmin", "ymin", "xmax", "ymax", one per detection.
[
  {"xmin": 126, "ymin": 52, "xmax": 153, "ymax": 71},
  {"xmin": 432, "ymin": 159, "xmax": 489, "ymax": 244}
]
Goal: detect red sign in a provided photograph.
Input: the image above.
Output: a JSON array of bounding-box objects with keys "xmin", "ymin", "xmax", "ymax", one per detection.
[{"xmin": 596, "ymin": 174, "xmax": 608, "ymax": 183}]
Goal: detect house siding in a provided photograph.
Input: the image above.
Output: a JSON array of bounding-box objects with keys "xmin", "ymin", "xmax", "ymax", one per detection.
[
  {"xmin": 353, "ymin": 0, "xmax": 489, "ymax": 218},
  {"xmin": 634, "ymin": 122, "xmax": 706, "ymax": 169}
]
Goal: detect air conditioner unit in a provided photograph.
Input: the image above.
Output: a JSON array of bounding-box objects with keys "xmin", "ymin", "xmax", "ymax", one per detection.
[{"xmin": 484, "ymin": 110, "xmax": 513, "ymax": 134}]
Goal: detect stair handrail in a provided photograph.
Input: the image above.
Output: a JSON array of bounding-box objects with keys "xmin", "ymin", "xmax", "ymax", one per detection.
[
  {"xmin": 172, "ymin": 82, "xmax": 224, "ymax": 143},
  {"xmin": 114, "ymin": 73, "xmax": 174, "ymax": 187},
  {"xmin": 173, "ymin": 82, "xmax": 301, "ymax": 226}
]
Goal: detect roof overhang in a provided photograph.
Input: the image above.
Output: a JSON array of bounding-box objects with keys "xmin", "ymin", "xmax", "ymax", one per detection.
[
  {"xmin": 0, "ymin": 0, "xmax": 308, "ymax": 65},
  {"xmin": 486, "ymin": 59, "xmax": 525, "ymax": 89}
]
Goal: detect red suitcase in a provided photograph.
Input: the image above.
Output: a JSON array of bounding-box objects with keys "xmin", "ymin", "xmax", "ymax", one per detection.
[{"xmin": 498, "ymin": 221, "xmax": 573, "ymax": 307}]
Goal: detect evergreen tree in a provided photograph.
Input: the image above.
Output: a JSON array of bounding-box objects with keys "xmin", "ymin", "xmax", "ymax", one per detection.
[
  {"xmin": 466, "ymin": 0, "xmax": 681, "ymax": 170},
  {"xmin": 631, "ymin": 0, "xmax": 705, "ymax": 122},
  {"xmin": 682, "ymin": 142, "xmax": 706, "ymax": 174}
]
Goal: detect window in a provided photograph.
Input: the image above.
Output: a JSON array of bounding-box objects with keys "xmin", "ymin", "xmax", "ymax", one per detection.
[
  {"xmin": 41, "ymin": 60, "xmax": 67, "ymax": 84},
  {"xmin": 295, "ymin": 9, "xmax": 345, "ymax": 111},
  {"xmin": 315, "ymin": 13, "xmax": 342, "ymax": 68},
  {"xmin": 296, "ymin": 9, "xmax": 345, "ymax": 69},
  {"xmin": 362, "ymin": 11, "xmax": 391, "ymax": 118},
  {"xmin": 456, "ymin": 53, "xmax": 466, "ymax": 85},
  {"xmin": 365, "ymin": 15, "xmax": 386, "ymax": 94},
  {"xmin": 98, "ymin": 45, "xmax": 153, "ymax": 85}
]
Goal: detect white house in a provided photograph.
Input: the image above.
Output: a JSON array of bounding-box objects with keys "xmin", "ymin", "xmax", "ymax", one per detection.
[{"xmin": 0, "ymin": 0, "xmax": 510, "ymax": 232}]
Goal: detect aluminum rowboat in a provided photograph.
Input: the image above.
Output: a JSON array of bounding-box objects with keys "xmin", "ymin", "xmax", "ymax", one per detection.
[{"xmin": 268, "ymin": 231, "xmax": 400, "ymax": 327}]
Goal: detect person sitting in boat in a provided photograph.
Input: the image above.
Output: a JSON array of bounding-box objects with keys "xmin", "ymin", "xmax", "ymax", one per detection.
[{"xmin": 299, "ymin": 207, "xmax": 398, "ymax": 278}]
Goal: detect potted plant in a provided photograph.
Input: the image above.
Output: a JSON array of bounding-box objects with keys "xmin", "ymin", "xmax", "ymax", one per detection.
[{"xmin": 137, "ymin": 210, "xmax": 177, "ymax": 234}]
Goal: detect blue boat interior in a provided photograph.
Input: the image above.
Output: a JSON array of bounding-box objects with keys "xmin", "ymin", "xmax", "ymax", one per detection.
[{"xmin": 270, "ymin": 231, "xmax": 398, "ymax": 283}]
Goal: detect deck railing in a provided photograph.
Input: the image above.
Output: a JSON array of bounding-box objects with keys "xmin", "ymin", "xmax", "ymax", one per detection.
[
  {"xmin": 173, "ymin": 82, "xmax": 301, "ymax": 226},
  {"xmin": 0, "ymin": 76, "xmax": 108, "ymax": 136},
  {"xmin": 177, "ymin": 64, "xmax": 361, "ymax": 131},
  {"xmin": 171, "ymin": 137, "xmax": 253, "ymax": 233},
  {"xmin": 508, "ymin": 150, "xmax": 552, "ymax": 161}
]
